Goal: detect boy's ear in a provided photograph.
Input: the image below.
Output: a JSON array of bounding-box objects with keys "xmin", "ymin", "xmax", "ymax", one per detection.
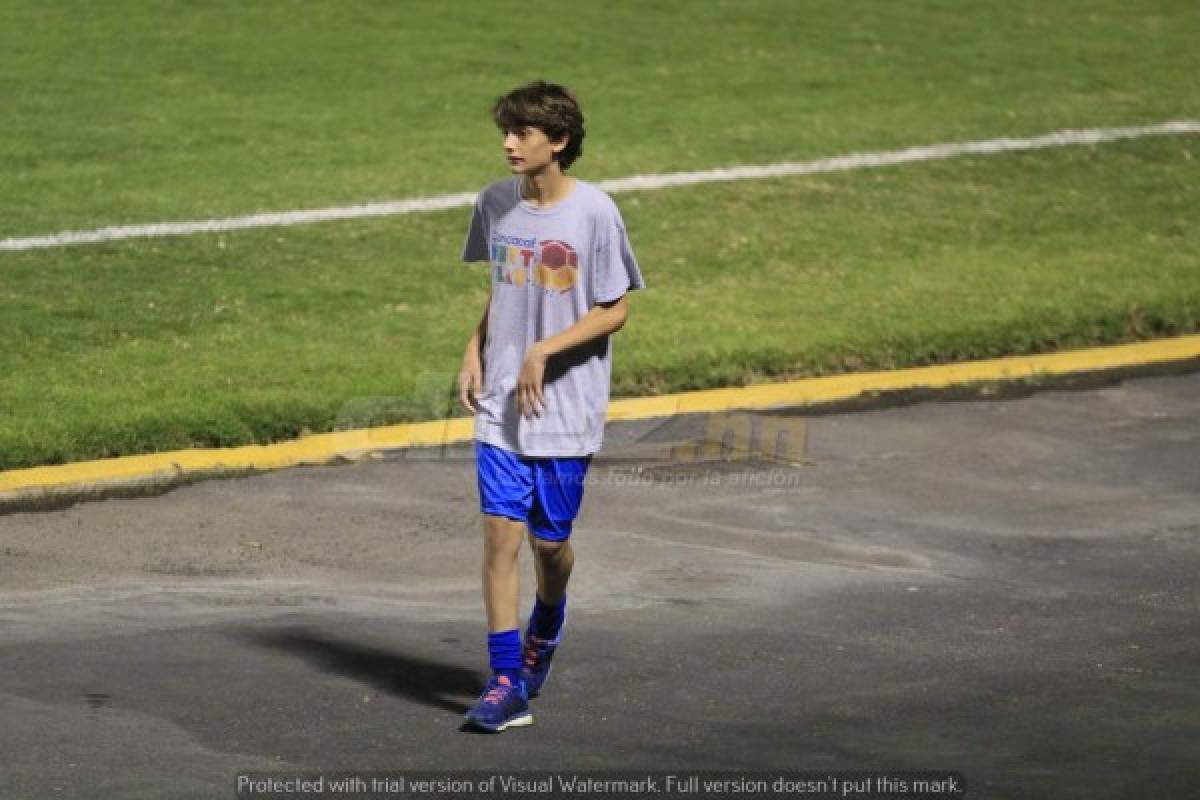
[{"xmin": 550, "ymin": 133, "xmax": 570, "ymax": 155}]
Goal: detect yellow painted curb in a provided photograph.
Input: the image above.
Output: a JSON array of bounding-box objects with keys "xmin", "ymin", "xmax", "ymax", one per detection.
[{"xmin": 2, "ymin": 334, "xmax": 1198, "ymax": 498}]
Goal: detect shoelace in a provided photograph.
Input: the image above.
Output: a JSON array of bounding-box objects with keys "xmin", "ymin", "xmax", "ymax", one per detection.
[
  {"xmin": 483, "ymin": 678, "xmax": 516, "ymax": 705},
  {"xmin": 523, "ymin": 637, "xmax": 552, "ymax": 667}
]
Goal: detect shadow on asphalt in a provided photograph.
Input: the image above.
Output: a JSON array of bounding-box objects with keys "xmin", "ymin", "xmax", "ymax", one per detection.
[{"xmin": 232, "ymin": 626, "xmax": 485, "ymax": 715}]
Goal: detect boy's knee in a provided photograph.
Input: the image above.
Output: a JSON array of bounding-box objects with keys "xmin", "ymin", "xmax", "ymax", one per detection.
[{"xmin": 530, "ymin": 536, "xmax": 570, "ymax": 561}]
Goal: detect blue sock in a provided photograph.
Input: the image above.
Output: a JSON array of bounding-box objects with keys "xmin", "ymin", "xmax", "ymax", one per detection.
[
  {"xmin": 529, "ymin": 593, "xmax": 567, "ymax": 641},
  {"xmin": 487, "ymin": 629, "xmax": 523, "ymax": 688}
]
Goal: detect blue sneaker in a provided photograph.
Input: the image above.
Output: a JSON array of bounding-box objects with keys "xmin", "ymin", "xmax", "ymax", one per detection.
[
  {"xmin": 520, "ymin": 633, "xmax": 559, "ymax": 698},
  {"xmin": 521, "ymin": 612, "xmax": 565, "ymax": 698},
  {"xmin": 463, "ymin": 675, "xmax": 532, "ymax": 732}
]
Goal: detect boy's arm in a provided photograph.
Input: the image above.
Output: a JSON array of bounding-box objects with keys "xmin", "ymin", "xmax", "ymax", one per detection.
[
  {"xmin": 516, "ymin": 294, "xmax": 630, "ymax": 418},
  {"xmin": 536, "ymin": 295, "xmax": 627, "ymax": 358},
  {"xmin": 467, "ymin": 289, "xmax": 491, "ymax": 354},
  {"xmin": 459, "ymin": 290, "xmax": 492, "ymax": 413}
]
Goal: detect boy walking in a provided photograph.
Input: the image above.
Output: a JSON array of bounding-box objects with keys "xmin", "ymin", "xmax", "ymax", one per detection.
[{"xmin": 457, "ymin": 81, "xmax": 645, "ymax": 732}]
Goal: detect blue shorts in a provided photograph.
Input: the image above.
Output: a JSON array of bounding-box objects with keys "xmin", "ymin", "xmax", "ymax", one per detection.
[{"xmin": 475, "ymin": 440, "xmax": 592, "ymax": 542}]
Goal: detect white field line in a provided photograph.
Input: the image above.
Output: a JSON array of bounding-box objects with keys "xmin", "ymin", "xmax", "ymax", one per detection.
[{"xmin": 3, "ymin": 119, "xmax": 1198, "ymax": 252}]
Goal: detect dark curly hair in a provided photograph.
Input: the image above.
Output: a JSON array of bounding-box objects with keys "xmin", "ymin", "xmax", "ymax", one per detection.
[{"xmin": 491, "ymin": 81, "xmax": 586, "ymax": 171}]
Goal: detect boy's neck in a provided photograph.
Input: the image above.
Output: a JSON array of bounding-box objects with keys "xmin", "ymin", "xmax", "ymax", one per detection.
[{"xmin": 520, "ymin": 168, "xmax": 575, "ymax": 209}]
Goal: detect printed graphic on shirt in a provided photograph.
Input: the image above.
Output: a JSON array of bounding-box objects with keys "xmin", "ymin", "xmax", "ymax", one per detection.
[
  {"xmin": 490, "ymin": 233, "xmax": 578, "ymax": 293},
  {"xmin": 535, "ymin": 240, "xmax": 579, "ymax": 292}
]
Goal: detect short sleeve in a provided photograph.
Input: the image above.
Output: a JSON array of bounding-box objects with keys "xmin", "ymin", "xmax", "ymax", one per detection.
[
  {"xmin": 461, "ymin": 198, "xmax": 489, "ymax": 263},
  {"xmin": 593, "ymin": 204, "xmax": 646, "ymax": 305}
]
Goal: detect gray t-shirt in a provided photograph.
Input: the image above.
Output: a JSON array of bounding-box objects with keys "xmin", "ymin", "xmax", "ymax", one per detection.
[{"xmin": 461, "ymin": 177, "xmax": 646, "ymax": 457}]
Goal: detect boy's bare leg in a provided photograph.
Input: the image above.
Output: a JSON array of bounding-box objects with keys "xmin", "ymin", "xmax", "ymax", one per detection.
[
  {"xmin": 528, "ymin": 534, "xmax": 574, "ymax": 607},
  {"xmin": 481, "ymin": 514, "xmax": 527, "ymax": 632}
]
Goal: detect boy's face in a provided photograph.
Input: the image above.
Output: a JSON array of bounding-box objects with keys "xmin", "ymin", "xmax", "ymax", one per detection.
[{"xmin": 501, "ymin": 126, "xmax": 567, "ymax": 175}]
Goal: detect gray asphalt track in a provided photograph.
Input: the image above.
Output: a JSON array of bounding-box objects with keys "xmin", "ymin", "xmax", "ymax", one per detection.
[{"xmin": 1, "ymin": 370, "xmax": 1197, "ymax": 799}]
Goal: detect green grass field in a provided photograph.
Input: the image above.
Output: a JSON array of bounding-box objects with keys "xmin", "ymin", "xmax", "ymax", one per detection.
[{"xmin": 2, "ymin": 1, "xmax": 1198, "ymax": 470}]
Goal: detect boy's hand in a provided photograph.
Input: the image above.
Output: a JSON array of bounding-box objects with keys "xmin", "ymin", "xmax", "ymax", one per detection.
[
  {"xmin": 458, "ymin": 350, "xmax": 484, "ymax": 414},
  {"xmin": 516, "ymin": 343, "xmax": 549, "ymax": 419}
]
